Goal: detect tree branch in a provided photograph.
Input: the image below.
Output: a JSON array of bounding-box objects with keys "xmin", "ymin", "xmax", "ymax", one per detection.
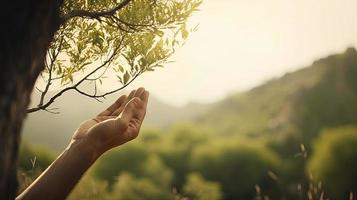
[
  {"xmin": 103, "ymin": 17, "xmax": 135, "ymax": 33},
  {"xmin": 38, "ymin": 37, "xmax": 64, "ymax": 106},
  {"xmin": 27, "ymin": 46, "xmax": 122, "ymax": 113},
  {"xmin": 76, "ymin": 72, "xmax": 141, "ymax": 99},
  {"xmin": 61, "ymin": 0, "xmax": 132, "ymax": 23}
]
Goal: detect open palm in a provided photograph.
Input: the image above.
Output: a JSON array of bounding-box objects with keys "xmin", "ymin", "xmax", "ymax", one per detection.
[{"xmin": 72, "ymin": 87, "xmax": 149, "ymax": 154}]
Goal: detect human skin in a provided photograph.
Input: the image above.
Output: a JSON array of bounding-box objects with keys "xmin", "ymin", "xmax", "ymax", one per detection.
[{"xmin": 16, "ymin": 87, "xmax": 149, "ymax": 200}]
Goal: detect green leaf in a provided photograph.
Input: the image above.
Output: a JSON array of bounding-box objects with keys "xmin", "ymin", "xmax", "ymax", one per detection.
[
  {"xmin": 116, "ymin": 75, "xmax": 123, "ymax": 83},
  {"xmin": 123, "ymin": 71, "xmax": 130, "ymax": 85},
  {"xmin": 118, "ymin": 65, "xmax": 124, "ymax": 73}
]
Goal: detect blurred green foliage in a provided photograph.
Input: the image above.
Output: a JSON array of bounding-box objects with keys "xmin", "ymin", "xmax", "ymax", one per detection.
[
  {"xmin": 190, "ymin": 139, "xmax": 281, "ymax": 199},
  {"xmin": 93, "ymin": 143, "xmax": 149, "ymax": 185},
  {"xmin": 18, "ymin": 142, "xmax": 55, "ymax": 172},
  {"xmin": 308, "ymin": 126, "xmax": 357, "ymax": 199},
  {"xmin": 68, "ymin": 174, "xmax": 109, "ymax": 200},
  {"xmin": 110, "ymin": 172, "xmax": 171, "ymax": 200},
  {"xmin": 17, "ymin": 143, "xmax": 55, "ymax": 194},
  {"xmin": 183, "ymin": 173, "xmax": 223, "ymax": 200},
  {"xmin": 158, "ymin": 125, "xmax": 209, "ymax": 187}
]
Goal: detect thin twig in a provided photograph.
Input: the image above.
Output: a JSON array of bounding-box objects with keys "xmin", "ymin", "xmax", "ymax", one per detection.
[
  {"xmin": 61, "ymin": 0, "xmax": 132, "ymax": 23},
  {"xmin": 44, "ymin": 108, "xmax": 60, "ymax": 114},
  {"xmin": 38, "ymin": 36, "xmax": 64, "ymax": 106},
  {"xmin": 75, "ymin": 72, "xmax": 141, "ymax": 99}
]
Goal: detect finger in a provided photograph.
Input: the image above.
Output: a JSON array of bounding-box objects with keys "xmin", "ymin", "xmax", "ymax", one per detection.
[
  {"xmin": 137, "ymin": 91, "xmax": 149, "ymax": 121},
  {"xmin": 128, "ymin": 89, "xmax": 137, "ymax": 99},
  {"xmin": 140, "ymin": 90, "xmax": 149, "ymax": 106},
  {"xmin": 112, "ymin": 89, "xmax": 136, "ymax": 116},
  {"xmin": 135, "ymin": 91, "xmax": 149, "ymax": 123},
  {"xmin": 126, "ymin": 94, "xmax": 147, "ymax": 139},
  {"xmin": 119, "ymin": 97, "xmax": 145, "ymax": 140},
  {"xmin": 134, "ymin": 87, "xmax": 145, "ymax": 98},
  {"xmin": 117, "ymin": 97, "xmax": 141, "ymax": 126},
  {"xmin": 97, "ymin": 95, "xmax": 127, "ymax": 116}
]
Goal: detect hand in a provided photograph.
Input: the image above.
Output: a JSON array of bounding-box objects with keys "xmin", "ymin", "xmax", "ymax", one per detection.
[{"xmin": 71, "ymin": 87, "xmax": 149, "ymax": 157}]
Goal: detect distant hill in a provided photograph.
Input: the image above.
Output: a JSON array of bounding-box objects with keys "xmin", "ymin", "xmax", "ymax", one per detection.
[
  {"xmin": 23, "ymin": 88, "xmax": 209, "ymax": 152},
  {"xmin": 196, "ymin": 48, "xmax": 357, "ymax": 142}
]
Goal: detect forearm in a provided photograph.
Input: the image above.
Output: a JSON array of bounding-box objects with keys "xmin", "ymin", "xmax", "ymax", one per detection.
[{"xmin": 17, "ymin": 139, "xmax": 99, "ymax": 200}]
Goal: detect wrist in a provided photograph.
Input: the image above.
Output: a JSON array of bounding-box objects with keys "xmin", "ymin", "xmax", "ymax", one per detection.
[{"xmin": 68, "ymin": 138, "xmax": 102, "ymax": 164}]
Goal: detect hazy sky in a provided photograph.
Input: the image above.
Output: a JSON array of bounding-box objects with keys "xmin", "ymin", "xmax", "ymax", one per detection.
[{"xmin": 108, "ymin": 0, "xmax": 357, "ymax": 106}]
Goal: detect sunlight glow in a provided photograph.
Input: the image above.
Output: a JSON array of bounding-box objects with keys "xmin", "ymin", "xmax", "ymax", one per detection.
[{"xmin": 104, "ymin": 0, "xmax": 357, "ymax": 106}]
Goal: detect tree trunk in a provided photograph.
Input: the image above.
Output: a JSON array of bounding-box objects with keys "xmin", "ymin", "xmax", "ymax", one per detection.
[{"xmin": 0, "ymin": 1, "xmax": 62, "ymax": 199}]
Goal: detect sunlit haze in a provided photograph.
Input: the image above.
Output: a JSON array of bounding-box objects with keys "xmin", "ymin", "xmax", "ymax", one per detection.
[{"xmin": 104, "ymin": 0, "xmax": 357, "ymax": 106}]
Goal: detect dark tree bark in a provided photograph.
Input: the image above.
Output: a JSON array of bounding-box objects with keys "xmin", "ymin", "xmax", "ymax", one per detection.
[{"xmin": 0, "ymin": 1, "xmax": 63, "ymax": 199}]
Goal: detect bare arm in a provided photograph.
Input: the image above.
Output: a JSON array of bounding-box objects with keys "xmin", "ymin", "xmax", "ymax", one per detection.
[{"xmin": 17, "ymin": 87, "xmax": 149, "ymax": 200}]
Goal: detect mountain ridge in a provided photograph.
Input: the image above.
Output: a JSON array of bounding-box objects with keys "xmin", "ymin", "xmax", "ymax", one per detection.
[{"xmin": 196, "ymin": 47, "xmax": 357, "ymax": 140}]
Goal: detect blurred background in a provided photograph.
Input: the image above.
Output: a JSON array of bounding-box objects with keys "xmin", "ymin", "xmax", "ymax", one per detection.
[{"xmin": 19, "ymin": 0, "xmax": 357, "ymax": 199}]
